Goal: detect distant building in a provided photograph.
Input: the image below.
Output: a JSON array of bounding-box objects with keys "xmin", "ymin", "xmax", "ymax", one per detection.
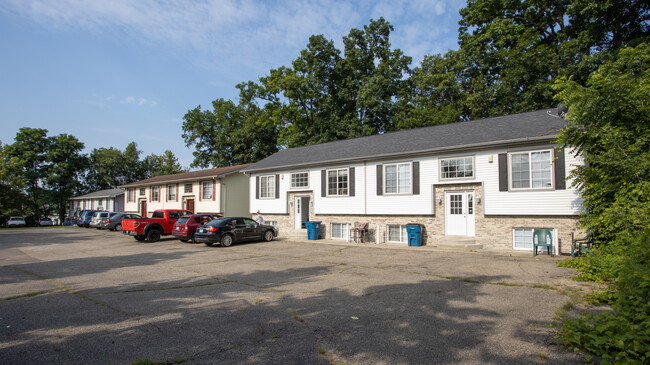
[
  {"xmin": 69, "ymin": 188, "xmax": 125, "ymax": 216},
  {"xmin": 119, "ymin": 164, "xmax": 251, "ymax": 217}
]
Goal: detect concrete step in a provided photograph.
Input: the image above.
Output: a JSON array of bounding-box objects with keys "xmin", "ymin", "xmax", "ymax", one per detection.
[{"xmin": 436, "ymin": 236, "xmax": 483, "ymax": 250}]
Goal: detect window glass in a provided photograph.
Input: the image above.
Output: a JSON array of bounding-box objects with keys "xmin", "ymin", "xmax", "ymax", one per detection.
[
  {"xmin": 202, "ymin": 181, "xmax": 213, "ymax": 199},
  {"xmin": 151, "ymin": 186, "xmax": 159, "ymax": 201},
  {"xmin": 387, "ymin": 225, "xmax": 407, "ymax": 243},
  {"xmin": 385, "ymin": 163, "xmax": 411, "ymax": 194},
  {"xmin": 168, "ymin": 184, "xmax": 176, "ymax": 200},
  {"xmin": 260, "ymin": 175, "xmax": 275, "ymax": 198},
  {"xmin": 327, "ymin": 169, "xmax": 348, "ymax": 196},
  {"xmin": 440, "ymin": 157, "xmax": 474, "ymax": 179},
  {"xmin": 291, "ymin": 172, "xmax": 309, "ymax": 188},
  {"xmin": 331, "ymin": 223, "xmax": 350, "ymax": 240},
  {"xmin": 184, "ymin": 183, "xmax": 193, "ymax": 193},
  {"xmin": 168, "ymin": 211, "xmax": 179, "ymax": 219},
  {"xmin": 511, "ymin": 151, "xmax": 552, "ymax": 189},
  {"xmin": 513, "ymin": 228, "xmax": 534, "ymax": 250},
  {"xmin": 139, "ymin": 188, "xmax": 146, "ymax": 196},
  {"xmin": 152, "ymin": 211, "xmax": 163, "ymax": 218}
]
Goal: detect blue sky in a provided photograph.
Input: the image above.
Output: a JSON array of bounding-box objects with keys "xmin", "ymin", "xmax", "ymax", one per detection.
[{"xmin": 0, "ymin": 0, "xmax": 464, "ymax": 169}]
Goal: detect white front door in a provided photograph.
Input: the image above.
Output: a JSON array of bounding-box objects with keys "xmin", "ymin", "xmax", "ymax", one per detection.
[
  {"xmin": 445, "ymin": 191, "xmax": 475, "ymax": 236},
  {"xmin": 294, "ymin": 197, "xmax": 309, "ymax": 229}
]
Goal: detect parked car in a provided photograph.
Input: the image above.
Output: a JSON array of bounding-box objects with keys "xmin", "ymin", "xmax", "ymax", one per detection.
[
  {"xmin": 77, "ymin": 210, "xmax": 97, "ymax": 227},
  {"xmin": 89, "ymin": 211, "xmax": 117, "ymax": 229},
  {"xmin": 122, "ymin": 209, "xmax": 193, "ymax": 242},
  {"xmin": 100, "ymin": 213, "xmax": 141, "ymax": 231},
  {"xmin": 62, "ymin": 217, "xmax": 74, "ymax": 226},
  {"xmin": 193, "ymin": 217, "xmax": 278, "ymax": 247},
  {"xmin": 172, "ymin": 214, "xmax": 223, "ymax": 243},
  {"xmin": 7, "ymin": 216, "xmax": 26, "ymax": 228},
  {"xmin": 38, "ymin": 218, "xmax": 53, "ymax": 226}
]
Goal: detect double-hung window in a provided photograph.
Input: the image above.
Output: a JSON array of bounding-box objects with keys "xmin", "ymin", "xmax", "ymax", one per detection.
[
  {"xmin": 440, "ymin": 157, "xmax": 474, "ymax": 180},
  {"xmin": 259, "ymin": 175, "xmax": 275, "ymax": 199},
  {"xmin": 510, "ymin": 150, "xmax": 553, "ymax": 189},
  {"xmin": 127, "ymin": 188, "xmax": 135, "ymax": 202},
  {"xmin": 168, "ymin": 184, "xmax": 176, "ymax": 201},
  {"xmin": 291, "ymin": 172, "xmax": 309, "ymax": 189},
  {"xmin": 151, "ymin": 186, "xmax": 159, "ymax": 202},
  {"xmin": 385, "ymin": 163, "xmax": 411, "ymax": 194},
  {"xmin": 202, "ymin": 181, "xmax": 213, "ymax": 200},
  {"xmin": 139, "ymin": 188, "xmax": 146, "ymax": 196},
  {"xmin": 184, "ymin": 183, "xmax": 192, "ymax": 193},
  {"xmin": 327, "ymin": 169, "xmax": 348, "ymax": 196}
]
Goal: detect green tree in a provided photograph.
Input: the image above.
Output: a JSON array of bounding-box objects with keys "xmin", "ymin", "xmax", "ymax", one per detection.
[
  {"xmin": 555, "ymin": 42, "xmax": 650, "ymax": 241},
  {"xmin": 182, "ymin": 84, "xmax": 279, "ymax": 168},
  {"xmin": 44, "ymin": 134, "xmax": 88, "ymax": 223},
  {"xmin": 141, "ymin": 150, "xmax": 186, "ymax": 178},
  {"xmin": 5, "ymin": 128, "xmax": 51, "ymax": 219},
  {"xmin": 86, "ymin": 147, "xmax": 125, "ymax": 191},
  {"xmin": 0, "ymin": 141, "xmax": 27, "ymax": 217}
]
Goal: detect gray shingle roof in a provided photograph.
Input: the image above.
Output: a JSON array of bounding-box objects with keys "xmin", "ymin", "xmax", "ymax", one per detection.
[
  {"xmin": 70, "ymin": 188, "xmax": 124, "ymax": 200},
  {"xmin": 242, "ymin": 109, "xmax": 566, "ymax": 173}
]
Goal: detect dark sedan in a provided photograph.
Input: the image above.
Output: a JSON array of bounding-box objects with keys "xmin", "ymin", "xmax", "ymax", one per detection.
[
  {"xmin": 194, "ymin": 217, "xmax": 278, "ymax": 247},
  {"xmin": 100, "ymin": 213, "xmax": 142, "ymax": 231},
  {"xmin": 172, "ymin": 214, "xmax": 223, "ymax": 243}
]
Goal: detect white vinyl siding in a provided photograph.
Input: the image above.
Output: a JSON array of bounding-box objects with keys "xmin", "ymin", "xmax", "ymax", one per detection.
[
  {"xmin": 387, "ymin": 225, "xmax": 407, "ymax": 243},
  {"xmin": 327, "ymin": 169, "xmax": 348, "ymax": 196},
  {"xmin": 385, "ymin": 163, "xmax": 411, "ymax": 194},
  {"xmin": 260, "ymin": 175, "xmax": 275, "ymax": 199},
  {"xmin": 331, "ymin": 223, "xmax": 350, "ymax": 240},
  {"xmin": 291, "ymin": 172, "xmax": 309, "ymax": 189},
  {"xmin": 510, "ymin": 150, "xmax": 552, "ymax": 189},
  {"xmin": 440, "ymin": 157, "xmax": 474, "ymax": 179},
  {"xmin": 513, "ymin": 228, "xmax": 534, "ymax": 250}
]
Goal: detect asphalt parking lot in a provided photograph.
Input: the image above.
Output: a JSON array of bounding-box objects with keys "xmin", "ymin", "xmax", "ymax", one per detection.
[{"xmin": 0, "ymin": 228, "xmax": 590, "ymax": 364}]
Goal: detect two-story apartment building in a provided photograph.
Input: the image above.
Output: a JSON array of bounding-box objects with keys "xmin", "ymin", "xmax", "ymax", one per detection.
[
  {"xmin": 242, "ymin": 109, "xmax": 583, "ymax": 253},
  {"xmin": 120, "ymin": 164, "xmax": 251, "ymax": 217}
]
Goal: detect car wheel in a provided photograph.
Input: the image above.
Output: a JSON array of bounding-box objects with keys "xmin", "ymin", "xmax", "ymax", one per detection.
[
  {"xmin": 146, "ymin": 229, "xmax": 161, "ymax": 242},
  {"xmin": 115, "ymin": 224, "xmax": 122, "ymax": 231},
  {"xmin": 263, "ymin": 230, "xmax": 274, "ymax": 242},
  {"xmin": 220, "ymin": 234, "xmax": 233, "ymax": 247}
]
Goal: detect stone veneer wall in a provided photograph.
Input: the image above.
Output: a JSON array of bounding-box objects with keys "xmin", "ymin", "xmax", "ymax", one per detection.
[{"xmin": 259, "ymin": 185, "xmax": 579, "ymax": 253}]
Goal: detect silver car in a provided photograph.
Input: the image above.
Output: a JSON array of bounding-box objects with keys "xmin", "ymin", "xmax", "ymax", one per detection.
[
  {"xmin": 90, "ymin": 212, "xmax": 114, "ymax": 228},
  {"xmin": 7, "ymin": 216, "xmax": 26, "ymax": 227}
]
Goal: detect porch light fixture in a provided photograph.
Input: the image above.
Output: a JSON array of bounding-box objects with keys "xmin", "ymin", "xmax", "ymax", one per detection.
[
  {"xmin": 476, "ymin": 194, "xmax": 481, "ymax": 203},
  {"xmin": 436, "ymin": 195, "xmax": 442, "ymax": 204},
  {"xmin": 289, "ymin": 200, "xmax": 293, "ymax": 206}
]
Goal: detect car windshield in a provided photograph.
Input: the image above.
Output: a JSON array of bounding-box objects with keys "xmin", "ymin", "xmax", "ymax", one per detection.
[{"xmin": 176, "ymin": 217, "xmax": 189, "ymax": 224}]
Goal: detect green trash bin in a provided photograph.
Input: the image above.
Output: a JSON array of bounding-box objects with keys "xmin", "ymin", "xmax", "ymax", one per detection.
[{"xmin": 533, "ymin": 228, "xmax": 553, "ymax": 256}]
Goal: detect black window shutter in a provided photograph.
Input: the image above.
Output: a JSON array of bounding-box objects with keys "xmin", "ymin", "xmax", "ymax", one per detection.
[
  {"xmin": 256, "ymin": 176, "xmax": 260, "ymax": 199},
  {"xmin": 321, "ymin": 170, "xmax": 326, "ymax": 197},
  {"xmin": 554, "ymin": 148, "xmax": 566, "ymax": 190},
  {"xmin": 275, "ymin": 174, "xmax": 280, "ymax": 198},
  {"xmin": 498, "ymin": 154, "xmax": 509, "ymax": 192},
  {"xmin": 412, "ymin": 161, "xmax": 420, "ymax": 195},
  {"xmin": 376, "ymin": 165, "xmax": 383, "ymax": 196},
  {"xmin": 349, "ymin": 167, "xmax": 355, "ymax": 197}
]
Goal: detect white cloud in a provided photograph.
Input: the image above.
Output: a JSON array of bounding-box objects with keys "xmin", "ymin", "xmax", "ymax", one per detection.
[{"xmin": 2, "ymin": 0, "xmax": 463, "ymax": 70}]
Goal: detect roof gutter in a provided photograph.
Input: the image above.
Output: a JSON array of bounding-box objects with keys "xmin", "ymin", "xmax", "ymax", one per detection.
[{"xmin": 242, "ymin": 134, "xmax": 557, "ymax": 174}]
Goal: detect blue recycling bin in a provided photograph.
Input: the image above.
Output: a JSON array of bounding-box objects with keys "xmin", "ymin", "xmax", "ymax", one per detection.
[
  {"xmin": 406, "ymin": 224, "xmax": 422, "ymax": 247},
  {"xmin": 305, "ymin": 221, "xmax": 322, "ymax": 240}
]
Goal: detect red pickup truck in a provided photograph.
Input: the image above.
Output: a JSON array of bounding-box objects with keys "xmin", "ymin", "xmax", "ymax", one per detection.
[{"xmin": 122, "ymin": 209, "xmax": 193, "ymax": 242}]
